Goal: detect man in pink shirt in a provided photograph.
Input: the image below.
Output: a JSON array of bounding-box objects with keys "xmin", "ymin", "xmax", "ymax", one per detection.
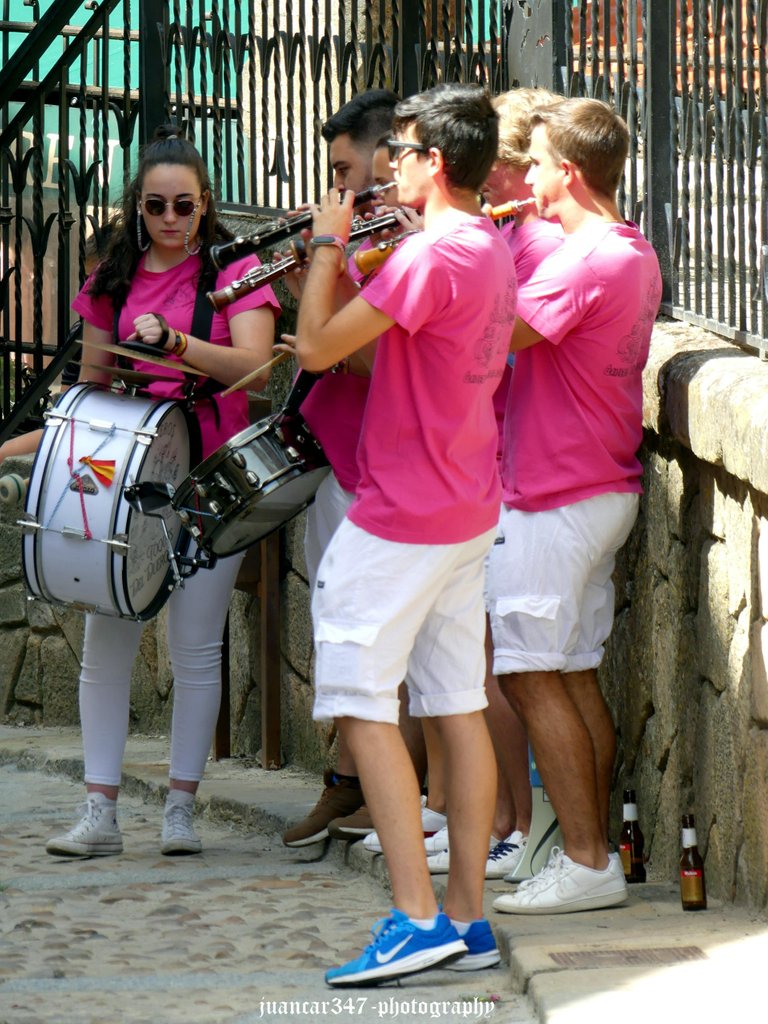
[
  {"xmin": 282, "ymin": 90, "xmax": 435, "ymax": 850},
  {"xmin": 488, "ymin": 98, "xmax": 662, "ymax": 915},
  {"xmin": 294, "ymin": 83, "xmax": 517, "ymax": 986}
]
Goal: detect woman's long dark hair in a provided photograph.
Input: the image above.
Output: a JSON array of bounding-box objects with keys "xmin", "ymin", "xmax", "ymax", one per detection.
[{"xmin": 87, "ymin": 125, "xmax": 233, "ymax": 309}]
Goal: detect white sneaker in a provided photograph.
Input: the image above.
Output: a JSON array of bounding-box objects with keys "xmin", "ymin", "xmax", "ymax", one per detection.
[
  {"xmin": 363, "ymin": 797, "xmax": 446, "ymax": 855},
  {"xmin": 424, "ymin": 825, "xmax": 450, "ymax": 854},
  {"xmin": 492, "ymin": 847, "xmax": 628, "ymax": 915},
  {"xmin": 161, "ymin": 798, "xmax": 202, "ymax": 855},
  {"xmin": 485, "ymin": 831, "xmax": 528, "ymax": 879},
  {"xmin": 427, "ymin": 848, "xmax": 451, "ymax": 874},
  {"xmin": 46, "ymin": 795, "xmax": 123, "ymax": 857},
  {"xmin": 427, "ymin": 833, "xmax": 498, "ymax": 874}
]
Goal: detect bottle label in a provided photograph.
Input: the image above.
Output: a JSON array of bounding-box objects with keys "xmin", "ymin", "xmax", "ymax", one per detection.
[
  {"xmin": 680, "ymin": 869, "xmax": 705, "ymax": 902},
  {"xmin": 622, "ymin": 803, "xmax": 638, "ymax": 821},
  {"xmin": 682, "ymin": 828, "xmax": 698, "ymax": 847},
  {"xmin": 619, "ymin": 843, "xmax": 632, "ymax": 875}
]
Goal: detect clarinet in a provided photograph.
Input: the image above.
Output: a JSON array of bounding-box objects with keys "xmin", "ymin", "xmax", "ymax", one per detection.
[
  {"xmin": 207, "ymin": 211, "xmax": 401, "ymax": 311},
  {"xmin": 209, "ymin": 183, "xmax": 397, "ymax": 269}
]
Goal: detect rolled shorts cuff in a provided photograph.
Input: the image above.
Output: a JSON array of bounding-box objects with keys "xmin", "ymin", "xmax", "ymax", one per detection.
[
  {"xmin": 492, "ymin": 649, "xmax": 569, "ymax": 676},
  {"xmin": 410, "ymin": 687, "xmax": 489, "ymax": 718},
  {"xmin": 563, "ymin": 649, "xmax": 604, "ymax": 673},
  {"xmin": 312, "ymin": 692, "xmax": 400, "ymax": 726}
]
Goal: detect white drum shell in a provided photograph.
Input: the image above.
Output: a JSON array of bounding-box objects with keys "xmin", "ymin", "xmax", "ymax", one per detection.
[{"xmin": 22, "ymin": 383, "xmax": 191, "ymax": 619}]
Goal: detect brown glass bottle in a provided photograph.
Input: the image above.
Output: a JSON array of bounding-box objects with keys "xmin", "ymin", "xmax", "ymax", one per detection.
[
  {"xmin": 680, "ymin": 813, "xmax": 707, "ymax": 910},
  {"xmin": 619, "ymin": 789, "xmax": 646, "ymax": 883}
]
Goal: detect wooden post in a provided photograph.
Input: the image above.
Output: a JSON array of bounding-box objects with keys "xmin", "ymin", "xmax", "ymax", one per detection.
[{"xmin": 260, "ymin": 533, "xmax": 282, "ymax": 769}]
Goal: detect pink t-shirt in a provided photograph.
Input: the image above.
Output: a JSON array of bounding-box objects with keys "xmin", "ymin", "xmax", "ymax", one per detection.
[
  {"xmin": 502, "ymin": 220, "xmax": 662, "ymax": 511},
  {"xmin": 493, "ymin": 218, "xmax": 564, "ymax": 457},
  {"xmin": 348, "ymin": 210, "xmax": 518, "ymax": 544},
  {"xmin": 300, "ymin": 370, "xmax": 370, "ymax": 494},
  {"xmin": 72, "ymin": 253, "xmax": 280, "ymax": 459},
  {"xmin": 299, "ymin": 243, "xmax": 373, "ymax": 493}
]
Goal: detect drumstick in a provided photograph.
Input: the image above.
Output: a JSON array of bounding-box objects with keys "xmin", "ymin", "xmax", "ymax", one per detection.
[
  {"xmin": 84, "ymin": 340, "xmax": 208, "ymax": 376},
  {"xmin": 220, "ymin": 351, "xmax": 292, "ymax": 397}
]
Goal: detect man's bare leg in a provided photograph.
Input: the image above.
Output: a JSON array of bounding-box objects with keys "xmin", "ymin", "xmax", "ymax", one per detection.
[
  {"xmin": 562, "ymin": 668, "xmax": 615, "ymax": 840},
  {"xmin": 335, "ymin": 726, "xmax": 357, "ymax": 776},
  {"xmin": 431, "ymin": 711, "xmax": 497, "ymax": 922},
  {"xmin": 398, "ymin": 681, "xmax": 428, "ymax": 787},
  {"xmin": 420, "ymin": 717, "xmax": 446, "ymax": 814},
  {"xmin": 485, "ymin": 675, "xmax": 531, "ymax": 838},
  {"xmin": 498, "ymin": 670, "xmax": 608, "ymax": 869},
  {"xmin": 336, "ymin": 684, "xmax": 426, "ymax": 782},
  {"xmin": 341, "ymin": 717, "xmax": 438, "ymax": 919}
]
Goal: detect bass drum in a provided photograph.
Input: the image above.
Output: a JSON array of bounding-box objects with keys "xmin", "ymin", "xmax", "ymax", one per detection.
[
  {"xmin": 172, "ymin": 412, "xmax": 330, "ymax": 557},
  {"xmin": 21, "ymin": 383, "xmax": 192, "ymax": 620}
]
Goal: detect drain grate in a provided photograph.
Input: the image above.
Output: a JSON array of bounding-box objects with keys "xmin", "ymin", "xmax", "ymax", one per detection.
[{"xmin": 549, "ymin": 946, "xmax": 707, "ymax": 968}]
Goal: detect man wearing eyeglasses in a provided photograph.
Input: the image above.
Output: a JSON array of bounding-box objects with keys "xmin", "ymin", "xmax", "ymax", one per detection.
[
  {"xmin": 293, "ymin": 83, "xmax": 517, "ymax": 987},
  {"xmin": 280, "ymin": 90, "xmax": 433, "ymax": 852}
]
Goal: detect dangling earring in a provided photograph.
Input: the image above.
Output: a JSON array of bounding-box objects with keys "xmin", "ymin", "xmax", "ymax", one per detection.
[
  {"xmin": 184, "ymin": 203, "xmax": 203, "ymax": 256},
  {"xmin": 136, "ymin": 205, "xmax": 150, "ymax": 252}
]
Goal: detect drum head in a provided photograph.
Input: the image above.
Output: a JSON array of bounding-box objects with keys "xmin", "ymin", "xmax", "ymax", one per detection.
[
  {"xmin": 209, "ymin": 465, "xmax": 331, "ymax": 555},
  {"xmin": 22, "ymin": 384, "xmax": 191, "ymax": 620},
  {"xmin": 121, "ymin": 402, "xmax": 191, "ymax": 617},
  {"xmin": 173, "ymin": 414, "xmax": 330, "ymax": 557}
]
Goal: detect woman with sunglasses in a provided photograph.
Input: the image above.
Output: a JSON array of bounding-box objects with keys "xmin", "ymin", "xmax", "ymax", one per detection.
[{"xmin": 45, "ymin": 125, "xmax": 280, "ymax": 858}]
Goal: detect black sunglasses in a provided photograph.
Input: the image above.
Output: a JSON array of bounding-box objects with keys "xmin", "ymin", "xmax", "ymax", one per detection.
[
  {"xmin": 141, "ymin": 196, "xmax": 201, "ymax": 217},
  {"xmin": 387, "ymin": 140, "xmax": 429, "ymax": 163}
]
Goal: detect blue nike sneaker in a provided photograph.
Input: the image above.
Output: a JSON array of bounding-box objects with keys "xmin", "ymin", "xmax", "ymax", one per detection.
[
  {"xmin": 325, "ymin": 909, "xmax": 467, "ymax": 987},
  {"xmin": 445, "ymin": 918, "xmax": 501, "ymax": 971}
]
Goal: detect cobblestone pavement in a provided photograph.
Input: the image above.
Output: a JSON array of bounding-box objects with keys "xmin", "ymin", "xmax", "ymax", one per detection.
[{"xmin": 0, "ymin": 763, "xmax": 536, "ymax": 1024}]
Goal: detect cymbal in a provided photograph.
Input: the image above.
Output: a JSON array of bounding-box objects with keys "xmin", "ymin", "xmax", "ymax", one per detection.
[
  {"xmin": 77, "ymin": 363, "xmax": 172, "ymax": 385},
  {"xmin": 83, "ymin": 340, "xmax": 207, "ymax": 376}
]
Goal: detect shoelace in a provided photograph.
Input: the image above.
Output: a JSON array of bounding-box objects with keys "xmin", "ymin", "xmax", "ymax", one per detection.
[
  {"xmin": 488, "ymin": 839, "xmax": 521, "ymax": 862},
  {"xmin": 364, "ymin": 914, "xmax": 403, "ymax": 954},
  {"xmin": 71, "ymin": 799, "xmax": 104, "ymax": 831},
  {"xmin": 164, "ymin": 802, "xmax": 194, "ymax": 834},
  {"xmin": 518, "ymin": 847, "xmax": 566, "ymax": 893}
]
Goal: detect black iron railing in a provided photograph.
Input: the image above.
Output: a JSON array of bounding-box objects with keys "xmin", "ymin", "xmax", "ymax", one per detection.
[
  {"xmin": 518, "ymin": 0, "xmax": 767, "ymax": 359},
  {"xmin": 1, "ymin": 0, "xmax": 766, "ymax": 443},
  {"xmin": 0, "ymin": 0, "xmax": 513, "ymax": 439}
]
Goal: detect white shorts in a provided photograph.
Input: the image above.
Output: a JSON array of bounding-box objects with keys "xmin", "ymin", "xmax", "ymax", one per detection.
[
  {"xmin": 303, "ymin": 471, "xmax": 355, "ymax": 591},
  {"xmin": 312, "ymin": 519, "xmax": 497, "ymax": 724},
  {"xmin": 487, "ymin": 492, "xmax": 639, "ymax": 675}
]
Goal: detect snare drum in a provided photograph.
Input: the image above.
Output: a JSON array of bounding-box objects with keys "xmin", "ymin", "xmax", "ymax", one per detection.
[
  {"xmin": 172, "ymin": 412, "xmax": 330, "ymax": 557},
  {"xmin": 21, "ymin": 383, "xmax": 193, "ymax": 620}
]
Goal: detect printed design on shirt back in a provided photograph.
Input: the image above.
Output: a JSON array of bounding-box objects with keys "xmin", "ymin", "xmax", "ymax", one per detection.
[
  {"xmin": 606, "ymin": 280, "xmax": 661, "ymax": 378},
  {"xmin": 466, "ymin": 281, "xmax": 517, "ymax": 385}
]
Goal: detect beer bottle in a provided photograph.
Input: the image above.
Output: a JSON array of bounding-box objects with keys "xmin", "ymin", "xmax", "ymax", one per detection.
[
  {"xmin": 619, "ymin": 789, "xmax": 646, "ymax": 883},
  {"xmin": 680, "ymin": 813, "xmax": 707, "ymax": 910}
]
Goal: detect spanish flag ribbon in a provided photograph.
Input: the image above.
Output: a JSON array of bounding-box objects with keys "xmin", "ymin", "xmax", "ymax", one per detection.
[{"xmin": 79, "ymin": 457, "xmax": 116, "ymax": 487}]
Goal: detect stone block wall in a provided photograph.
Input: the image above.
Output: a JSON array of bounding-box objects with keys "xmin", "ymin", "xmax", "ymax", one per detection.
[{"xmin": 602, "ymin": 319, "xmax": 768, "ymax": 911}]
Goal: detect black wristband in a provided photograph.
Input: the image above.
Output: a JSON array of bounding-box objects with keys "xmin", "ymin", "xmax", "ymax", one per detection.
[{"xmin": 149, "ymin": 312, "xmax": 170, "ymax": 349}]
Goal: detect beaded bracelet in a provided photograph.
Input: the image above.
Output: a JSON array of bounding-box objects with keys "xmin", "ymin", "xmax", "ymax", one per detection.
[{"xmin": 172, "ymin": 331, "xmax": 188, "ymax": 358}]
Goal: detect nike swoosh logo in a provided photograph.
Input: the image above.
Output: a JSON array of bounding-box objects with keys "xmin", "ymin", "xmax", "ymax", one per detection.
[{"xmin": 375, "ymin": 936, "xmax": 411, "ymax": 964}]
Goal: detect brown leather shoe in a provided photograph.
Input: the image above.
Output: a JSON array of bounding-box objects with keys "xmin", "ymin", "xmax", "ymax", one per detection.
[
  {"xmin": 328, "ymin": 805, "xmax": 374, "ymax": 840},
  {"xmin": 282, "ymin": 771, "xmax": 364, "ymax": 846}
]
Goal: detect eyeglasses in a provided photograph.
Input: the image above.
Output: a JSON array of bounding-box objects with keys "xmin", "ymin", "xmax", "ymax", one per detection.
[
  {"xmin": 141, "ymin": 196, "xmax": 202, "ymax": 217},
  {"xmin": 387, "ymin": 140, "xmax": 429, "ymax": 164}
]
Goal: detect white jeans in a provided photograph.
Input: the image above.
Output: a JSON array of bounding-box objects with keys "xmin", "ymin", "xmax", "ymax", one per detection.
[
  {"xmin": 303, "ymin": 470, "xmax": 355, "ymax": 592},
  {"xmin": 79, "ymin": 552, "xmax": 244, "ymax": 786}
]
